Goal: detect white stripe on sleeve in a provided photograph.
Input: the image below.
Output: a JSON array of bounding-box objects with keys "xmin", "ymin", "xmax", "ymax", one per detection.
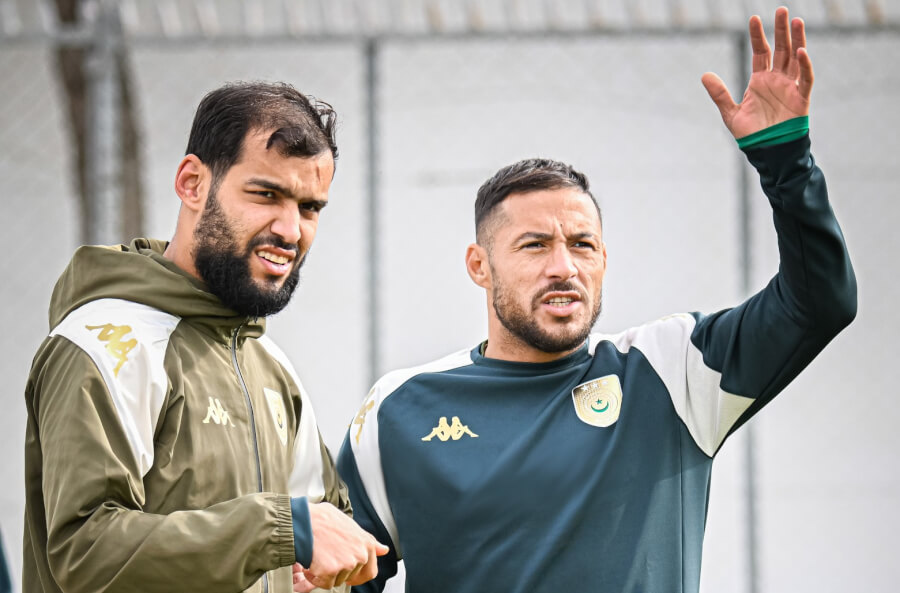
[
  {"xmin": 350, "ymin": 347, "xmax": 473, "ymax": 554},
  {"xmin": 52, "ymin": 298, "xmax": 178, "ymax": 477},
  {"xmin": 593, "ymin": 314, "xmax": 754, "ymax": 457}
]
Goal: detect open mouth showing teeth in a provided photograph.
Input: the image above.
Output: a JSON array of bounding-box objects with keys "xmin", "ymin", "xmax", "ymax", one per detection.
[
  {"xmin": 258, "ymin": 251, "xmax": 291, "ymax": 265},
  {"xmin": 547, "ymin": 297, "xmax": 575, "ymax": 306}
]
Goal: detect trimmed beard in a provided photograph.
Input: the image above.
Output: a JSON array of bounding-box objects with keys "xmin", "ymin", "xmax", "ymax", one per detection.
[
  {"xmin": 492, "ymin": 277, "xmax": 602, "ymax": 354},
  {"xmin": 193, "ymin": 190, "xmax": 303, "ymax": 318}
]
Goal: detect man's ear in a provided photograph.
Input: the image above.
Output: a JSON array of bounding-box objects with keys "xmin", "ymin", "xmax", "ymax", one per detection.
[
  {"xmin": 174, "ymin": 154, "xmax": 209, "ymax": 213},
  {"xmin": 466, "ymin": 243, "xmax": 492, "ymax": 290}
]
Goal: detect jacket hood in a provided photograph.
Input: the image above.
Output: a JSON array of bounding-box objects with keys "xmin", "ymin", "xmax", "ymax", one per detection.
[{"xmin": 49, "ymin": 238, "xmax": 265, "ymax": 341}]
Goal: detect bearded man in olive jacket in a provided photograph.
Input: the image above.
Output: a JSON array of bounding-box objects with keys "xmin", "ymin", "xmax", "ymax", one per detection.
[{"xmin": 24, "ymin": 82, "xmax": 387, "ymax": 593}]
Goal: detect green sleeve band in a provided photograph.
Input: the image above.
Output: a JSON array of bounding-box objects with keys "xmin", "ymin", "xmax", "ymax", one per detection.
[{"xmin": 736, "ymin": 116, "xmax": 809, "ymax": 149}]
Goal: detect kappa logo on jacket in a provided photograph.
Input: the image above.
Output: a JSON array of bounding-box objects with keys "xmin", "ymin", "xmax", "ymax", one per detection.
[
  {"xmin": 85, "ymin": 323, "xmax": 137, "ymax": 376},
  {"xmin": 421, "ymin": 416, "xmax": 478, "ymax": 442},
  {"xmin": 202, "ymin": 397, "xmax": 236, "ymax": 427},
  {"xmin": 353, "ymin": 390, "xmax": 376, "ymax": 443}
]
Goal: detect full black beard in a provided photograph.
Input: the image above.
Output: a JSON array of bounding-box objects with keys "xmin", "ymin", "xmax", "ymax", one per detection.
[
  {"xmin": 193, "ymin": 192, "xmax": 303, "ymax": 318},
  {"xmin": 493, "ymin": 278, "xmax": 602, "ymax": 354}
]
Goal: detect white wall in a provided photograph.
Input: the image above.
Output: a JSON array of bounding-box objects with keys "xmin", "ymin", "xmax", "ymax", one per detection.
[{"xmin": 0, "ymin": 28, "xmax": 896, "ymax": 593}]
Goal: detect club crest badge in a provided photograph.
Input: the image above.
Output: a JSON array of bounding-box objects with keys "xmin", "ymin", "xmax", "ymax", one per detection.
[
  {"xmin": 263, "ymin": 388, "xmax": 288, "ymax": 446},
  {"xmin": 571, "ymin": 375, "xmax": 622, "ymax": 428}
]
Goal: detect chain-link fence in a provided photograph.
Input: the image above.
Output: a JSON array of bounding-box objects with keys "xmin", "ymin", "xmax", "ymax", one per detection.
[{"xmin": 2, "ymin": 1, "xmax": 898, "ymax": 591}]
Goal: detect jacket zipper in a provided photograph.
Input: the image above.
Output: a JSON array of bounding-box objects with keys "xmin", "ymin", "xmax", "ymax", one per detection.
[{"xmin": 231, "ymin": 325, "xmax": 269, "ymax": 593}]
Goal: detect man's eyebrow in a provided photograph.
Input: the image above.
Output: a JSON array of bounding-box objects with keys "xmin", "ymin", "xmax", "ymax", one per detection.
[
  {"xmin": 514, "ymin": 231, "xmax": 599, "ymax": 242},
  {"xmin": 514, "ymin": 232, "xmax": 554, "ymax": 242},
  {"xmin": 247, "ymin": 178, "xmax": 329, "ymax": 211},
  {"xmin": 247, "ymin": 178, "xmax": 295, "ymax": 199}
]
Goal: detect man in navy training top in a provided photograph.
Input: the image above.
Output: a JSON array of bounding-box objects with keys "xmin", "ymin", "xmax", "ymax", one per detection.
[{"xmin": 337, "ymin": 7, "xmax": 857, "ymax": 593}]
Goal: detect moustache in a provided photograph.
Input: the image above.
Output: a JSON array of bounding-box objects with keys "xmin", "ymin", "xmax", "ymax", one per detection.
[
  {"xmin": 245, "ymin": 234, "xmax": 300, "ymax": 255},
  {"xmin": 534, "ymin": 281, "xmax": 587, "ymax": 303}
]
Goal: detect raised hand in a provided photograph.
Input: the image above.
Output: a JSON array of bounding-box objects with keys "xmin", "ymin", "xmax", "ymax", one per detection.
[{"xmin": 702, "ymin": 6, "xmax": 813, "ymax": 139}]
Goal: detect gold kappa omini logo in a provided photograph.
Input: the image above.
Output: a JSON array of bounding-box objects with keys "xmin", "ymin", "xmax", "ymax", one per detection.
[
  {"xmin": 353, "ymin": 391, "xmax": 376, "ymax": 444},
  {"xmin": 202, "ymin": 397, "xmax": 236, "ymax": 427},
  {"xmin": 571, "ymin": 375, "xmax": 622, "ymax": 428},
  {"xmin": 85, "ymin": 323, "xmax": 137, "ymax": 376},
  {"xmin": 421, "ymin": 416, "xmax": 478, "ymax": 442}
]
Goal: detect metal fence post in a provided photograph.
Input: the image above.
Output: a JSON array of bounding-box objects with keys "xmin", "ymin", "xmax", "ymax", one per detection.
[
  {"xmin": 83, "ymin": 0, "xmax": 121, "ymax": 245},
  {"xmin": 365, "ymin": 36, "xmax": 381, "ymax": 387},
  {"xmin": 735, "ymin": 28, "xmax": 760, "ymax": 593}
]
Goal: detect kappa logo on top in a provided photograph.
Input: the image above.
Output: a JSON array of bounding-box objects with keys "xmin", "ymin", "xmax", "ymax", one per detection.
[
  {"xmin": 352, "ymin": 390, "xmax": 376, "ymax": 443},
  {"xmin": 202, "ymin": 397, "xmax": 236, "ymax": 427},
  {"xmin": 85, "ymin": 323, "xmax": 137, "ymax": 377},
  {"xmin": 421, "ymin": 416, "xmax": 478, "ymax": 442},
  {"xmin": 571, "ymin": 375, "xmax": 623, "ymax": 428}
]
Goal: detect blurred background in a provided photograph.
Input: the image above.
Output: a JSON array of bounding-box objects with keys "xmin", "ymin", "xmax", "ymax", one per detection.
[{"xmin": 1, "ymin": 0, "xmax": 898, "ymax": 591}]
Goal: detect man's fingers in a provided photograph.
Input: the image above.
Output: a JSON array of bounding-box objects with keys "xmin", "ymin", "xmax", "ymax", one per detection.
[
  {"xmin": 305, "ymin": 568, "xmax": 336, "ymax": 591},
  {"xmin": 292, "ymin": 565, "xmax": 316, "ymax": 593},
  {"xmin": 701, "ymin": 72, "xmax": 737, "ymax": 126},
  {"xmin": 772, "ymin": 6, "xmax": 791, "ymax": 73},
  {"xmin": 305, "ymin": 502, "xmax": 390, "ymax": 587},
  {"xmin": 788, "ymin": 17, "xmax": 808, "ymax": 81},
  {"xmin": 748, "ymin": 15, "xmax": 771, "ymax": 73},
  {"xmin": 347, "ymin": 545, "xmax": 380, "ymax": 586},
  {"xmin": 343, "ymin": 562, "xmax": 365, "ymax": 585},
  {"xmin": 797, "ymin": 47, "xmax": 814, "ymax": 100},
  {"xmin": 333, "ymin": 568, "xmax": 354, "ymax": 587}
]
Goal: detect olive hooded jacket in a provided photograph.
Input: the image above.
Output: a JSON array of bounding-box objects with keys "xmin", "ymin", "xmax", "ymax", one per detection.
[{"xmin": 24, "ymin": 238, "xmax": 349, "ymax": 593}]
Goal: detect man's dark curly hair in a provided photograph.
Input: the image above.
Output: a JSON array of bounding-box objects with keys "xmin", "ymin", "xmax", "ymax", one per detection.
[{"xmin": 186, "ymin": 81, "xmax": 338, "ymax": 189}]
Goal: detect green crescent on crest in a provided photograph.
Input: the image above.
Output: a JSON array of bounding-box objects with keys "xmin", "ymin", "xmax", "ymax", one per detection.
[{"xmin": 591, "ymin": 399, "xmax": 609, "ymax": 413}]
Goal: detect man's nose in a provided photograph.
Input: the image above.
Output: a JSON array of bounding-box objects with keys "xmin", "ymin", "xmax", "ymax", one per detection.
[
  {"xmin": 270, "ymin": 203, "xmax": 301, "ymax": 245},
  {"xmin": 545, "ymin": 244, "xmax": 578, "ymax": 279}
]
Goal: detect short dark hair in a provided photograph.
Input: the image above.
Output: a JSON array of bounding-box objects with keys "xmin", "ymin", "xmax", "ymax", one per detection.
[
  {"xmin": 474, "ymin": 158, "xmax": 601, "ymax": 245},
  {"xmin": 186, "ymin": 81, "xmax": 338, "ymax": 187}
]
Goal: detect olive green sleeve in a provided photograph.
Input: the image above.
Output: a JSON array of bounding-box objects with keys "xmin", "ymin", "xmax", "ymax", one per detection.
[{"xmin": 28, "ymin": 337, "xmax": 295, "ymax": 592}]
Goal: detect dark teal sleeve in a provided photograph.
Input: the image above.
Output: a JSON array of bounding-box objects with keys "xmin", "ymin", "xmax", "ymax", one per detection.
[
  {"xmin": 336, "ymin": 434, "xmax": 398, "ymax": 593},
  {"xmin": 290, "ymin": 496, "xmax": 313, "ymax": 567},
  {"xmin": 690, "ymin": 134, "xmax": 857, "ymax": 444}
]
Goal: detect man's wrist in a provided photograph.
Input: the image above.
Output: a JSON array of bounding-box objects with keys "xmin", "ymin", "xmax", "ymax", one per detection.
[
  {"xmin": 290, "ymin": 496, "xmax": 314, "ymax": 567},
  {"xmin": 737, "ymin": 115, "xmax": 809, "ymax": 149}
]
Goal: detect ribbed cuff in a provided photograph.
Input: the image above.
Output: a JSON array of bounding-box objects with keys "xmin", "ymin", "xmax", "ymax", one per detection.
[
  {"xmin": 272, "ymin": 494, "xmax": 297, "ymax": 568},
  {"xmin": 737, "ymin": 116, "xmax": 809, "ymax": 149},
  {"xmin": 290, "ymin": 496, "xmax": 314, "ymax": 567}
]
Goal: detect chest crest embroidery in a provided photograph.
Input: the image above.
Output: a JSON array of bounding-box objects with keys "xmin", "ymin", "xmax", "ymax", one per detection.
[
  {"xmin": 572, "ymin": 375, "xmax": 623, "ymax": 428},
  {"xmin": 263, "ymin": 388, "xmax": 288, "ymax": 446}
]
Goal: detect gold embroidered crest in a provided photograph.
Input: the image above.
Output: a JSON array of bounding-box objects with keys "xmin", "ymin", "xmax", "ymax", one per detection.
[
  {"xmin": 572, "ymin": 375, "xmax": 622, "ymax": 428},
  {"xmin": 263, "ymin": 388, "xmax": 288, "ymax": 446}
]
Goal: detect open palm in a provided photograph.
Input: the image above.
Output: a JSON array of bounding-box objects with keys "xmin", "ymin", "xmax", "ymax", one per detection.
[{"xmin": 702, "ymin": 7, "xmax": 814, "ymax": 139}]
